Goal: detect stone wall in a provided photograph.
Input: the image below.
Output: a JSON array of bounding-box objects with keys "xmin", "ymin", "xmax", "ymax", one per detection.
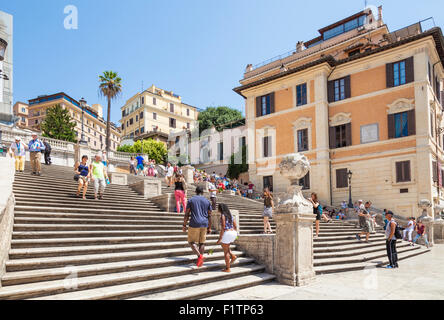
[
  {"xmin": 0, "ymin": 156, "xmax": 15, "ymax": 287},
  {"xmin": 129, "ymin": 178, "xmax": 162, "ymax": 199},
  {"xmin": 235, "ymin": 235, "xmax": 275, "ymax": 274}
]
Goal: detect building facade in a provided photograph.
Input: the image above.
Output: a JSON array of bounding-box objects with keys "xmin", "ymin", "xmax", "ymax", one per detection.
[
  {"xmin": 234, "ymin": 7, "xmax": 444, "ymax": 218},
  {"xmin": 0, "ymin": 10, "xmax": 13, "ymax": 125},
  {"xmin": 12, "ymin": 102, "xmax": 28, "ymax": 128},
  {"xmin": 120, "ymin": 85, "xmax": 198, "ymax": 145},
  {"xmin": 27, "ymin": 93, "xmax": 121, "ymax": 151}
]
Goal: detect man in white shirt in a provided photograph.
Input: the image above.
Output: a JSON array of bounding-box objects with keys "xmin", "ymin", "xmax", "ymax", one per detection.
[
  {"xmin": 208, "ymin": 177, "xmax": 218, "ymax": 210},
  {"xmin": 165, "ymin": 163, "xmax": 174, "ymax": 187}
]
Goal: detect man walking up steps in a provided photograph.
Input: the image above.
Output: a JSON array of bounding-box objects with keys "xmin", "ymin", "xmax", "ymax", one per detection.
[
  {"xmin": 183, "ymin": 186, "xmax": 212, "ymax": 268},
  {"xmin": 385, "ymin": 210, "xmax": 399, "ymax": 269}
]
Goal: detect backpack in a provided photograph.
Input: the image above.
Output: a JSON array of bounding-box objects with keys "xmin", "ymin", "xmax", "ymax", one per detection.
[
  {"xmin": 318, "ymin": 204, "xmax": 323, "ymax": 215},
  {"xmin": 392, "ymin": 221, "xmax": 402, "ymax": 239}
]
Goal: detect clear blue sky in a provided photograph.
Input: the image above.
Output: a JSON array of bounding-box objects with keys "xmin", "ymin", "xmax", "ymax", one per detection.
[{"xmin": 2, "ymin": 0, "xmax": 444, "ymax": 123}]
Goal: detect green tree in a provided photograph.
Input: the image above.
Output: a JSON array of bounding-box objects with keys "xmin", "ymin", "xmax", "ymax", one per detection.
[
  {"xmin": 227, "ymin": 145, "xmax": 249, "ymax": 179},
  {"xmin": 117, "ymin": 139, "xmax": 167, "ymax": 164},
  {"xmin": 99, "ymin": 71, "xmax": 122, "ymax": 156},
  {"xmin": 40, "ymin": 104, "xmax": 77, "ymax": 143},
  {"xmin": 197, "ymin": 106, "xmax": 243, "ymax": 134}
]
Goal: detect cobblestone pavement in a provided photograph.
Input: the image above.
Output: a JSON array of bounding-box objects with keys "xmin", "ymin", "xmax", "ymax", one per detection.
[{"xmin": 205, "ymin": 244, "xmax": 444, "ymax": 300}]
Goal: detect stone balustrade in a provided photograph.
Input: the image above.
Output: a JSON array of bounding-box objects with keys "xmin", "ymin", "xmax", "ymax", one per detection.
[{"xmin": 0, "ymin": 156, "xmax": 15, "ymax": 288}]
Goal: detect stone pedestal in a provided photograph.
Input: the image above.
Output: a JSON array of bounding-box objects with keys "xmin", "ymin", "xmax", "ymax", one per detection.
[
  {"xmin": 273, "ymin": 211, "xmax": 316, "ymax": 287},
  {"xmin": 182, "ymin": 165, "xmax": 194, "ymax": 184},
  {"xmin": 421, "ymin": 216, "xmax": 434, "ymax": 247},
  {"xmin": 129, "ymin": 179, "xmax": 162, "ymax": 199},
  {"xmin": 433, "ymin": 219, "xmax": 444, "ymax": 244},
  {"xmin": 210, "ymin": 210, "xmax": 240, "ymax": 235},
  {"xmin": 109, "ymin": 173, "xmax": 128, "ymax": 185}
]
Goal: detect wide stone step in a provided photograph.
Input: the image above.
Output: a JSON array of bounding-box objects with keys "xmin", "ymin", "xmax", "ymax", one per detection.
[
  {"xmin": 314, "ymin": 245, "xmax": 424, "ymax": 266},
  {"xmin": 27, "ymin": 263, "xmax": 264, "ymax": 300},
  {"xmin": 14, "ymin": 206, "xmax": 166, "ymax": 215},
  {"xmin": 314, "ymin": 247, "xmax": 430, "ymax": 274},
  {"xmin": 130, "ymin": 273, "xmax": 276, "ymax": 300},
  {"xmin": 13, "ymin": 223, "xmax": 186, "ymax": 232},
  {"xmin": 12, "ymin": 229, "xmax": 193, "ymax": 239},
  {"xmin": 13, "ymin": 189, "xmax": 149, "ymax": 202},
  {"xmin": 14, "ymin": 217, "xmax": 184, "ymax": 226},
  {"xmin": 6, "ymin": 244, "xmax": 227, "ymax": 271},
  {"xmin": 11, "ymin": 234, "xmax": 220, "ymax": 248},
  {"xmin": 314, "ymin": 242, "xmax": 415, "ymax": 259},
  {"xmin": 13, "ymin": 211, "xmax": 184, "ymax": 221},
  {"xmin": 14, "ymin": 201, "xmax": 162, "ymax": 212},
  {"xmin": 314, "ymin": 233, "xmax": 385, "ymax": 242},
  {"xmin": 9, "ymin": 239, "xmax": 223, "ymax": 259},
  {"xmin": 2, "ymin": 251, "xmax": 246, "ymax": 286}
]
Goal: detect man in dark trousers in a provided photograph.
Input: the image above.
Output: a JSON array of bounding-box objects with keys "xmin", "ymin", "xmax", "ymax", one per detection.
[
  {"xmin": 43, "ymin": 140, "xmax": 52, "ymax": 165},
  {"xmin": 183, "ymin": 186, "xmax": 212, "ymax": 268},
  {"xmin": 385, "ymin": 210, "xmax": 399, "ymax": 269}
]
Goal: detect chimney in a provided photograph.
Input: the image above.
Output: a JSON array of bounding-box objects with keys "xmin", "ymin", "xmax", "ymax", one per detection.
[
  {"xmin": 245, "ymin": 64, "xmax": 253, "ymax": 72},
  {"xmin": 296, "ymin": 41, "xmax": 305, "ymax": 53},
  {"xmin": 378, "ymin": 6, "xmax": 383, "ymax": 25}
]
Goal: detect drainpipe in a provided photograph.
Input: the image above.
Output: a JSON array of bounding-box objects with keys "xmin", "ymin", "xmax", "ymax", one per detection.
[
  {"xmin": 327, "ymin": 66, "xmax": 337, "ymax": 206},
  {"xmin": 433, "ymin": 61, "xmax": 442, "ymax": 214}
]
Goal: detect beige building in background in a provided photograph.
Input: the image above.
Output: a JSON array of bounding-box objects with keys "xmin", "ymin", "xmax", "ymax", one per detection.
[
  {"xmin": 26, "ymin": 92, "xmax": 121, "ymax": 151},
  {"xmin": 120, "ymin": 85, "xmax": 198, "ymax": 146},
  {"xmin": 12, "ymin": 101, "xmax": 28, "ymax": 128}
]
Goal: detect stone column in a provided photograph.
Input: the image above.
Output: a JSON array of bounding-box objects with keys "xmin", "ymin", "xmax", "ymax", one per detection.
[
  {"xmin": 273, "ymin": 205, "xmax": 316, "ymax": 286},
  {"xmin": 182, "ymin": 165, "xmax": 194, "ymax": 184}
]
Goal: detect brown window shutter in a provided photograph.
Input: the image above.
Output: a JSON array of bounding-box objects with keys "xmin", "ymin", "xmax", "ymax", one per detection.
[
  {"xmin": 405, "ymin": 56, "xmax": 414, "ymax": 84},
  {"xmin": 270, "ymin": 92, "xmax": 275, "ymax": 114},
  {"xmin": 396, "ymin": 162, "xmax": 402, "ymax": 182},
  {"xmin": 344, "ymin": 75, "xmax": 351, "ymax": 99},
  {"xmin": 407, "ymin": 110, "xmax": 416, "ymax": 136},
  {"xmin": 388, "ymin": 114, "xmax": 395, "ymax": 139},
  {"xmin": 327, "ymin": 80, "xmax": 335, "ymax": 103},
  {"xmin": 386, "ymin": 63, "xmax": 394, "ymax": 88},
  {"xmin": 336, "ymin": 170, "xmax": 341, "ymax": 188},
  {"xmin": 405, "ymin": 161, "xmax": 411, "ymax": 182},
  {"xmin": 433, "ymin": 161, "xmax": 438, "ymax": 182},
  {"xmin": 329, "ymin": 126, "xmax": 336, "ymax": 149},
  {"xmin": 256, "ymin": 96, "xmax": 261, "ymax": 118},
  {"xmin": 343, "ymin": 170, "xmax": 348, "ymax": 188},
  {"xmin": 263, "ymin": 137, "xmax": 268, "ymax": 158},
  {"xmin": 345, "ymin": 123, "xmax": 352, "ymax": 146}
]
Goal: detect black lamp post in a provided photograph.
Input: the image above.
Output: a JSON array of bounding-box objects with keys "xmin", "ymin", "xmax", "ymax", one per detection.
[
  {"xmin": 347, "ymin": 170, "xmax": 354, "ymax": 208},
  {"xmin": 0, "ymin": 38, "xmax": 9, "ymax": 80},
  {"xmin": 79, "ymin": 97, "xmax": 88, "ymax": 145}
]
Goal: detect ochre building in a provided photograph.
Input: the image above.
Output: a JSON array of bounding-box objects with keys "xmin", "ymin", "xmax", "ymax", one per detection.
[{"xmin": 234, "ymin": 8, "xmax": 444, "ymax": 218}]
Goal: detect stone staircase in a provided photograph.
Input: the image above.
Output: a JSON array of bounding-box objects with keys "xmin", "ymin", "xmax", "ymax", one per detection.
[
  {"xmin": 162, "ymin": 180, "xmax": 430, "ymax": 274},
  {"xmin": 0, "ymin": 164, "xmax": 275, "ymax": 300}
]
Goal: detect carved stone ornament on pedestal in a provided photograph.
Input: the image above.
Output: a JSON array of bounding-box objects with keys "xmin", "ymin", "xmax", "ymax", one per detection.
[{"xmin": 275, "ymin": 153, "xmax": 313, "ymax": 215}]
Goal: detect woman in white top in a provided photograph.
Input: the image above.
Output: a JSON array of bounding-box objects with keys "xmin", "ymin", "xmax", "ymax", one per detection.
[{"xmin": 9, "ymin": 137, "xmax": 28, "ymax": 172}]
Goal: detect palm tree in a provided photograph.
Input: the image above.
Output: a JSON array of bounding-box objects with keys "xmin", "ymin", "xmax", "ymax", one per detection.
[{"xmin": 99, "ymin": 71, "xmax": 122, "ymax": 157}]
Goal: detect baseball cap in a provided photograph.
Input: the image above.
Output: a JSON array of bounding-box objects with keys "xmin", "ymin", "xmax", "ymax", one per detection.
[{"xmin": 385, "ymin": 210, "xmax": 394, "ymax": 216}]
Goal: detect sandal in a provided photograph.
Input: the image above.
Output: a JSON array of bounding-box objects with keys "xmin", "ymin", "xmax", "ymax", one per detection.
[
  {"xmin": 230, "ymin": 255, "xmax": 237, "ymax": 264},
  {"xmin": 222, "ymin": 268, "xmax": 231, "ymax": 273}
]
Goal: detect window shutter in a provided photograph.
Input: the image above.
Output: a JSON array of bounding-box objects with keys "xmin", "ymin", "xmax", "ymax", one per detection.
[
  {"xmin": 268, "ymin": 136, "xmax": 272, "ymax": 157},
  {"xmin": 329, "ymin": 126, "xmax": 336, "ymax": 149},
  {"xmin": 256, "ymin": 96, "xmax": 261, "ymax": 118},
  {"xmin": 405, "ymin": 161, "xmax": 411, "ymax": 182},
  {"xmin": 336, "ymin": 170, "xmax": 341, "ymax": 188},
  {"xmin": 405, "ymin": 56, "xmax": 414, "ymax": 84},
  {"xmin": 270, "ymin": 92, "xmax": 275, "ymax": 114},
  {"xmin": 345, "ymin": 123, "xmax": 352, "ymax": 146},
  {"xmin": 386, "ymin": 63, "xmax": 394, "ymax": 88},
  {"xmin": 388, "ymin": 114, "xmax": 395, "ymax": 139},
  {"xmin": 263, "ymin": 137, "xmax": 268, "ymax": 158},
  {"xmin": 433, "ymin": 161, "xmax": 438, "ymax": 182},
  {"xmin": 407, "ymin": 110, "xmax": 416, "ymax": 136},
  {"xmin": 327, "ymin": 80, "xmax": 335, "ymax": 103},
  {"xmin": 344, "ymin": 75, "xmax": 351, "ymax": 99},
  {"xmin": 396, "ymin": 162, "xmax": 402, "ymax": 183}
]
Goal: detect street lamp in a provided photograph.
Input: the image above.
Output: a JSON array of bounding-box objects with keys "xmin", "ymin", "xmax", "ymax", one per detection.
[
  {"xmin": 347, "ymin": 170, "xmax": 353, "ymax": 208},
  {"xmin": 79, "ymin": 97, "xmax": 88, "ymax": 145}
]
